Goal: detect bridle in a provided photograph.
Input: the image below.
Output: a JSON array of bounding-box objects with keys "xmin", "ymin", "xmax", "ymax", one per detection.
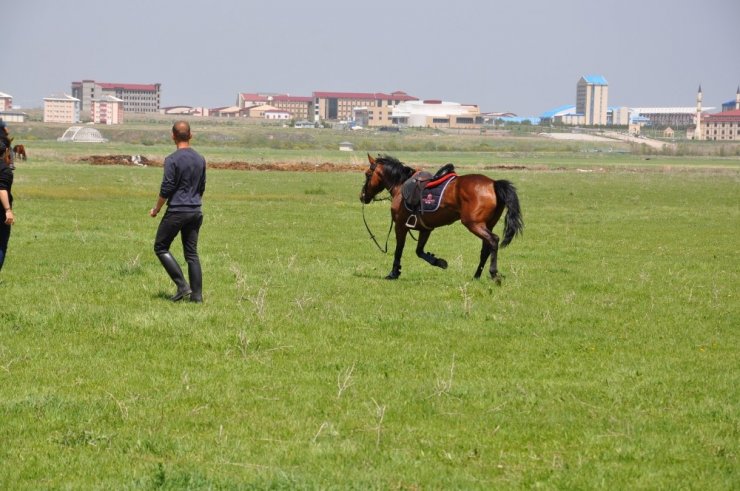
[{"xmin": 361, "ymin": 160, "xmax": 393, "ymax": 253}]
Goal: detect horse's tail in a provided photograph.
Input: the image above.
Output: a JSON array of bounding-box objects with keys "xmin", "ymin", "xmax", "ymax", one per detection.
[{"xmin": 494, "ymin": 179, "xmax": 524, "ymax": 247}]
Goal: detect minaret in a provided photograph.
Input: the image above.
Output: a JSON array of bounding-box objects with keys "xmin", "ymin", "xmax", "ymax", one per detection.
[
  {"xmin": 695, "ymin": 85, "xmax": 703, "ymax": 140},
  {"xmin": 735, "ymin": 85, "xmax": 739, "ymax": 110}
]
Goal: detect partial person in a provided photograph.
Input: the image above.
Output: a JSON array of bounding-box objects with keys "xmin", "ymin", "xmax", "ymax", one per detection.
[
  {"xmin": 0, "ymin": 120, "xmax": 15, "ymax": 273},
  {"xmin": 150, "ymin": 121, "xmax": 206, "ymax": 302}
]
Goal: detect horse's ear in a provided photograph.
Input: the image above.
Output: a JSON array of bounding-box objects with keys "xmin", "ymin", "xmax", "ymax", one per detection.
[{"xmin": 367, "ymin": 153, "xmax": 375, "ymax": 164}]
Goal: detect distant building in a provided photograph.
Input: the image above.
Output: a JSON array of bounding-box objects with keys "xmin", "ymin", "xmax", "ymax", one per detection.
[
  {"xmin": 44, "ymin": 93, "xmax": 81, "ymax": 123},
  {"xmin": 390, "ymin": 100, "xmax": 483, "ymax": 129},
  {"xmin": 608, "ymin": 107, "xmax": 631, "ymax": 126},
  {"xmin": 71, "ymin": 80, "xmax": 161, "ymax": 117},
  {"xmin": 689, "ymin": 84, "xmax": 740, "ymax": 140},
  {"xmin": 0, "ymin": 92, "xmax": 26, "ymax": 123},
  {"xmin": 91, "ymin": 95, "xmax": 124, "ymax": 124},
  {"xmin": 630, "ymin": 107, "xmax": 708, "ymax": 127},
  {"xmin": 312, "ymin": 91, "xmax": 418, "ymax": 126},
  {"xmin": 210, "ymin": 106, "xmax": 241, "ymax": 117},
  {"xmin": 263, "ymin": 109, "xmax": 291, "ymax": 120},
  {"xmin": 576, "ymin": 75, "xmax": 608, "ymax": 126},
  {"xmin": 0, "ymin": 111, "xmax": 27, "ymax": 123},
  {"xmin": 700, "ymin": 109, "xmax": 740, "ymax": 141},
  {"xmin": 237, "ymin": 93, "xmax": 312, "ymax": 120},
  {"xmin": 160, "ymin": 106, "xmax": 210, "ymax": 116},
  {"xmin": 0, "ymin": 92, "xmax": 12, "ymax": 111},
  {"xmin": 242, "ymin": 104, "xmax": 280, "ymax": 119}
]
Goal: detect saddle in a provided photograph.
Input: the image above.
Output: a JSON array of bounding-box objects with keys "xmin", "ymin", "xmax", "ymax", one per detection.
[{"xmin": 402, "ymin": 164, "xmax": 457, "ymax": 227}]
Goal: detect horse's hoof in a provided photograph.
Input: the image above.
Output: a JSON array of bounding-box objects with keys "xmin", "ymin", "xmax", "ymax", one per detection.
[
  {"xmin": 491, "ymin": 274, "xmax": 503, "ymax": 285},
  {"xmin": 435, "ymin": 259, "xmax": 448, "ymax": 269}
]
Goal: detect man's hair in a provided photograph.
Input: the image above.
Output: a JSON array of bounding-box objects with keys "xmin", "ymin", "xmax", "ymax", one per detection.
[{"xmin": 172, "ymin": 121, "xmax": 191, "ymax": 143}]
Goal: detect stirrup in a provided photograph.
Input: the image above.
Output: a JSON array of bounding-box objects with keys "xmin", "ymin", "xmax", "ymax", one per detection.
[{"xmin": 405, "ymin": 214, "xmax": 418, "ymax": 228}]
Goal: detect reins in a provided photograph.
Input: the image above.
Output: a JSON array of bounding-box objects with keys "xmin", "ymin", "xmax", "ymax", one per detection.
[{"xmin": 362, "ymin": 198, "xmax": 394, "ymax": 253}]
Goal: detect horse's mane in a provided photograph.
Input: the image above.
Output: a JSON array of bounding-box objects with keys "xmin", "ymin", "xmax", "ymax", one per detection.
[{"xmin": 377, "ymin": 154, "xmax": 415, "ymax": 185}]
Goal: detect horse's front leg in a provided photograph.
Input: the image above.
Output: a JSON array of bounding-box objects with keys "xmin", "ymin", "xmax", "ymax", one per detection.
[
  {"xmin": 415, "ymin": 229, "xmax": 447, "ymax": 270},
  {"xmin": 386, "ymin": 224, "xmax": 408, "ymax": 280}
]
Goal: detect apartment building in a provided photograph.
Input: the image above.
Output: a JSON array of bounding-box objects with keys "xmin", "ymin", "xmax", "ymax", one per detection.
[
  {"xmin": 43, "ymin": 93, "xmax": 81, "ymax": 123},
  {"xmin": 72, "ymin": 80, "xmax": 161, "ymax": 117},
  {"xmin": 576, "ymin": 75, "xmax": 609, "ymax": 126},
  {"xmin": 91, "ymin": 95, "xmax": 124, "ymax": 124}
]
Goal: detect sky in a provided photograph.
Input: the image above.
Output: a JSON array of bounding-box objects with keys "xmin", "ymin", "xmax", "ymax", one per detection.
[{"xmin": 5, "ymin": 0, "xmax": 739, "ymax": 116}]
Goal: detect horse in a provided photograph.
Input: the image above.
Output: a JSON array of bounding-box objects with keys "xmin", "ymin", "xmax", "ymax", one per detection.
[
  {"xmin": 360, "ymin": 154, "xmax": 523, "ymax": 280},
  {"xmin": 12, "ymin": 144, "xmax": 26, "ymax": 161}
]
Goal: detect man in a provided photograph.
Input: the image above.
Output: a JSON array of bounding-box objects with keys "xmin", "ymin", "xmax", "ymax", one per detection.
[
  {"xmin": 0, "ymin": 120, "xmax": 14, "ymax": 274},
  {"xmin": 150, "ymin": 121, "xmax": 206, "ymax": 302}
]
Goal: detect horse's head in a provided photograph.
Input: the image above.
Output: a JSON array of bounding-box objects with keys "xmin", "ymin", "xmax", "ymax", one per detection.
[
  {"xmin": 359, "ymin": 153, "xmax": 385, "ymax": 204},
  {"xmin": 360, "ymin": 154, "xmax": 415, "ymax": 203}
]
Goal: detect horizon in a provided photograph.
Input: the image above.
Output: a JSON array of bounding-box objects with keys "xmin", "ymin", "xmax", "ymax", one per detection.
[{"xmin": 5, "ymin": 0, "xmax": 739, "ymax": 115}]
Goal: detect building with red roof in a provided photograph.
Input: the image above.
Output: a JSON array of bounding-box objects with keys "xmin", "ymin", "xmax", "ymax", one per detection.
[{"xmin": 700, "ymin": 109, "xmax": 740, "ymax": 141}]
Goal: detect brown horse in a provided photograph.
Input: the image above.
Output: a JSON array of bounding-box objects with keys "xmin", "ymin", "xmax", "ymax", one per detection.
[
  {"xmin": 360, "ymin": 154, "xmax": 523, "ymax": 280},
  {"xmin": 12, "ymin": 144, "xmax": 26, "ymax": 161}
]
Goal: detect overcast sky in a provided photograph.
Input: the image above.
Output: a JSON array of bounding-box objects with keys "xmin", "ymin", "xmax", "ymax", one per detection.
[{"xmin": 5, "ymin": 0, "xmax": 739, "ymax": 115}]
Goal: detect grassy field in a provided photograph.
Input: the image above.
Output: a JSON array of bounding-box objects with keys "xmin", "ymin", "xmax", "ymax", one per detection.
[{"xmin": 0, "ymin": 129, "xmax": 738, "ymax": 488}]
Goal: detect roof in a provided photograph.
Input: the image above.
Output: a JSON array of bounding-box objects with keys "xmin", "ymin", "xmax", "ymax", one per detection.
[
  {"xmin": 540, "ymin": 105, "xmax": 576, "ymax": 118},
  {"xmin": 94, "ymin": 95, "xmax": 124, "ymax": 102},
  {"xmin": 44, "ymin": 93, "xmax": 80, "ymax": 101},
  {"xmin": 581, "ymin": 75, "xmax": 608, "ymax": 85},
  {"xmin": 313, "ymin": 91, "xmax": 418, "ymax": 101},
  {"xmin": 97, "ymin": 82, "xmax": 160, "ymax": 91},
  {"xmin": 240, "ymin": 93, "xmax": 312, "ymax": 103},
  {"xmin": 702, "ymin": 109, "xmax": 740, "ymax": 123},
  {"xmin": 0, "ymin": 92, "xmax": 11, "ymax": 98}
]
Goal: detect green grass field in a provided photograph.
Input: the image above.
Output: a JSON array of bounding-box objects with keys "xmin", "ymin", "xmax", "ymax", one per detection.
[{"xmin": 0, "ymin": 131, "xmax": 738, "ymax": 488}]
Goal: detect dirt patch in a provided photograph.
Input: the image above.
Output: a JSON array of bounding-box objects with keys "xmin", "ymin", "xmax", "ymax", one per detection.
[
  {"xmin": 81, "ymin": 155, "xmax": 159, "ymax": 166},
  {"xmin": 208, "ymin": 161, "xmax": 362, "ymax": 172},
  {"xmin": 78, "ymin": 155, "xmax": 363, "ymax": 172}
]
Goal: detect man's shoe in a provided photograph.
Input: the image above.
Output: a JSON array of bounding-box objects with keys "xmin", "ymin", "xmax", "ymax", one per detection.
[{"xmin": 170, "ymin": 287, "xmax": 192, "ymax": 302}]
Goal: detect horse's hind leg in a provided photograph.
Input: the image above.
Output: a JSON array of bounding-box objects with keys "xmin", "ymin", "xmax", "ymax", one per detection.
[
  {"xmin": 464, "ymin": 222, "xmax": 500, "ymax": 281},
  {"xmin": 416, "ymin": 229, "xmax": 447, "ymax": 270},
  {"xmin": 474, "ymin": 241, "xmax": 491, "ymax": 279}
]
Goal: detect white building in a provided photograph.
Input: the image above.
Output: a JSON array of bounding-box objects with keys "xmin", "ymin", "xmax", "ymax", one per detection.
[
  {"xmin": 390, "ymin": 100, "xmax": 482, "ymax": 128},
  {"xmin": 44, "ymin": 93, "xmax": 81, "ymax": 123}
]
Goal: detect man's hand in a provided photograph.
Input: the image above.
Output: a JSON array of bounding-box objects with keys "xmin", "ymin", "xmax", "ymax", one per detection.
[{"xmin": 149, "ymin": 208, "xmax": 159, "ymax": 217}]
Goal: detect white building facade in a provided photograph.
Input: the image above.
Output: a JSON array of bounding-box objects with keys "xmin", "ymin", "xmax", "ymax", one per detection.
[{"xmin": 44, "ymin": 94, "xmax": 81, "ymax": 123}]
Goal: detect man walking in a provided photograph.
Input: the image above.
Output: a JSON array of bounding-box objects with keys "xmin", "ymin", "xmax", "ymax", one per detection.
[{"xmin": 150, "ymin": 121, "xmax": 206, "ymax": 302}]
